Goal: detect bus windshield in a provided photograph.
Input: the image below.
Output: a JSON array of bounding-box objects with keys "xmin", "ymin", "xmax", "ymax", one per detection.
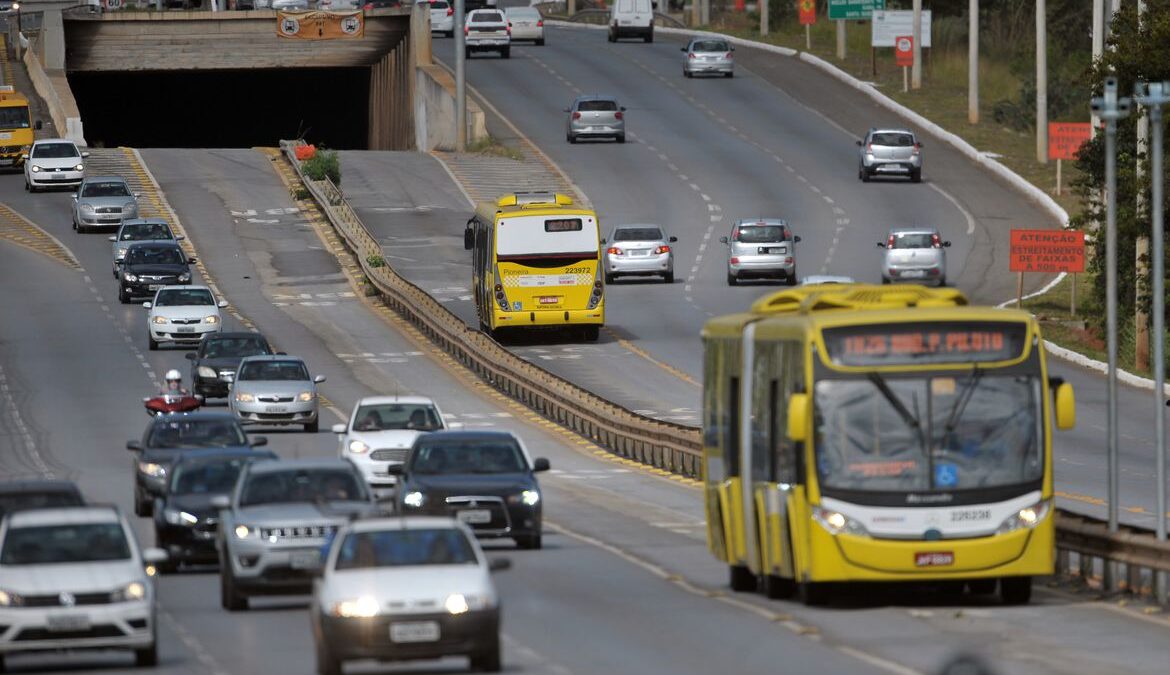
[
  {"xmin": 496, "ymin": 215, "xmax": 599, "ymax": 258},
  {"xmin": 813, "ymin": 372, "xmax": 1042, "ymax": 492},
  {"xmin": 0, "ymin": 106, "xmax": 30, "ymax": 130}
]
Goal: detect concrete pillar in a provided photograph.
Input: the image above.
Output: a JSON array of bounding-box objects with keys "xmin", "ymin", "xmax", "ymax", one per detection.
[
  {"xmin": 411, "ymin": 2, "xmax": 431, "ymax": 66},
  {"xmin": 43, "ymin": 10, "xmax": 65, "ymax": 71}
]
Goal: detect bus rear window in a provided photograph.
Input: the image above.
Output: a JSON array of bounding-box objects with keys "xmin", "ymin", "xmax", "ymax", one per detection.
[{"xmin": 545, "ymin": 219, "xmax": 582, "ymax": 232}]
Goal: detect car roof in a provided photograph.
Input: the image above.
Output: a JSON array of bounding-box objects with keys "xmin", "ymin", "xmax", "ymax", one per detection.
[
  {"xmin": 415, "ymin": 430, "xmax": 519, "ymax": 443},
  {"xmin": 347, "ymin": 516, "xmax": 468, "ymax": 533},
  {"xmin": 120, "ymin": 218, "xmax": 169, "ymax": 226},
  {"xmin": 0, "ymin": 480, "xmax": 81, "ymax": 496},
  {"xmin": 81, "ymin": 175, "xmax": 128, "ymax": 183},
  {"xmin": 887, "ymin": 226, "xmax": 940, "ymax": 235},
  {"xmin": 204, "ymin": 331, "xmax": 266, "ymax": 340},
  {"xmin": 125, "ymin": 240, "xmax": 182, "ymax": 250},
  {"xmin": 800, "ymin": 275, "xmax": 856, "ymax": 285},
  {"xmin": 157, "ymin": 284, "xmax": 211, "ymax": 291},
  {"xmin": 869, "ymin": 128, "xmax": 915, "ymax": 135},
  {"xmin": 31, "ymin": 138, "xmax": 75, "ymax": 146},
  {"xmin": 246, "ymin": 458, "xmax": 355, "ymax": 475},
  {"xmin": 612, "ymin": 223, "xmax": 663, "ymax": 230},
  {"xmin": 239, "ymin": 354, "xmax": 304, "ymax": 363},
  {"xmin": 734, "ymin": 218, "xmax": 788, "ymax": 227},
  {"xmin": 173, "ymin": 448, "xmax": 276, "ymax": 464},
  {"xmin": 4, "ymin": 505, "xmax": 121, "ymax": 528},
  {"xmin": 575, "ymin": 94, "xmax": 618, "ymax": 102},
  {"xmin": 355, "ymin": 395, "xmax": 436, "ymax": 406}
]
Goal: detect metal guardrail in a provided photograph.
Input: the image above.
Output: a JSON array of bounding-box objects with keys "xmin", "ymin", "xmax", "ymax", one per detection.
[{"xmin": 280, "ymin": 141, "xmax": 703, "ymax": 478}]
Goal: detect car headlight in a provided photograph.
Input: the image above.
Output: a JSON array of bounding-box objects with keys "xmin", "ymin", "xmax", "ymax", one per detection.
[
  {"xmin": 74, "ymin": 163, "xmax": 85, "ymax": 172},
  {"xmin": 197, "ymin": 366, "xmax": 217, "ymax": 378},
  {"xmin": 123, "ymin": 273, "xmax": 138, "ymax": 282},
  {"xmin": 80, "ymin": 203, "xmax": 95, "ymax": 213},
  {"xmin": 333, "ymin": 595, "xmax": 380, "ymax": 618},
  {"xmin": 812, "ymin": 507, "xmax": 869, "ymax": 537},
  {"xmin": 0, "ymin": 589, "xmax": 23, "ymax": 607},
  {"xmin": 403, "ymin": 491, "xmax": 425, "ymax": 508},
  {"xmin": 235, "ymin": 392, "xmax": 254, "ymax": 403},
  {"xmin": 445, "ymin": 593, "xmax": 469, "ymax": 615},
  {"xmin": 347, "ymin": 439, "xmax": 369, "ymax": 454},
  {"xmin": 116, "ymin": 247, "xmax": 129, "ymax": 259},
  {"xmin": 178, "ymin": 273, "xmax": 191, "ymax": 283},
  {"xmin": 112, "ymin": 581, "xmax": 147, "ymax": 602},
  {"xmin": 29, "ymin": 165, "xmax": 40, "ymax": 172},
  {"xmin": 164, "ymin": 508, "xmax": 199, "ymax": 526},
  {"xmin": 204, "ymin": 315, "xmax": 219, "ymax": 324},
  {"xmin": 152, "ymin": 316, "xmax": 168, "ymax": 325},
  {"xmin": 508, "ymin": 490, "xmax": 540, "ymax": 506},
  {"xmin": 137, "ymin": 461, "xmax": 166, "ymax": 479},
  {"xmin": 234, "ymin": 524, "xmax": 258, "ymax": 539},
  {"xmin": 125, "ymin": 202, "xmax": 138, "ymax": 214},
  {"xmin": 298, "ymin": 391, "xmax": 314, "ymax": 402},
  {"xmin": 996, "ymin": 499, "xmax": 1052, "ymax": 535}
]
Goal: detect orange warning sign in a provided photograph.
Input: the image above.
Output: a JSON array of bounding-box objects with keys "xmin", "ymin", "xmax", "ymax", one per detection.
[
  {"xmin": 1047, "ymin": 123, "xmax": 1092, "ymax": 161},
  {"xmin": 1009, "ymin": 229, "xmax": 1085, "ymax": 273},
  {"xmin": 799, "ymin": 0, "xmax": 817, "ymax": 25}
]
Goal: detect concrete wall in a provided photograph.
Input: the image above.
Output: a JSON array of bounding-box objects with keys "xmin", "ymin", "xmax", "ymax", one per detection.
[
  {"xmin": 22, "ymin": 32, "xmax": 85, "ymax": 145},
  {"xmin": 414, "ymin": 64, "xmax": 486, "ymax": 152}
]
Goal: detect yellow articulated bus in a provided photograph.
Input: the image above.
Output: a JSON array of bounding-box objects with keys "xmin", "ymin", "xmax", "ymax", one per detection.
[
  {"xmin": 0, "ymin": 86, "xmax": 40, "ymax": 167},
  {"xmin": 701, "ymin": 284, "xmax": 1075, "ymax": 606},
  {"xmin": 464, "ymin": 192, "xmax": 605, "ymax": 341}
]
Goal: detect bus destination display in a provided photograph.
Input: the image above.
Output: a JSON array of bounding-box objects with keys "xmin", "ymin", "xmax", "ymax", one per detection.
[
  {"xmin": 544, "ymin": 218, "xmax": 583, "ymax": 232},
  {"xmin": 822, "ymin": 322, "xmax": 1027, "ymax": 366}
]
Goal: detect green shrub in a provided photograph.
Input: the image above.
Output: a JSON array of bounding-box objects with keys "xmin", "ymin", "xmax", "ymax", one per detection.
[
  {"xmin": 366, "ymin": 254, "xmax": 386, "ymax": 268},
  {"xmin": 303, "ymin": 149, "xmax": 341, "ymax": 185}
]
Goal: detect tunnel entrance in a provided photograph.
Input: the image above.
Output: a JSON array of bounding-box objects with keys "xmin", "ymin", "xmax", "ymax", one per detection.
[{"xmin": 68, "ymin": 67, "xmax": 371, "ymax": 149}]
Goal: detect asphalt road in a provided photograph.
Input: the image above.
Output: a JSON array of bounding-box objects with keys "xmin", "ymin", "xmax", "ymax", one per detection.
[{"xmin": 3, "ymin": 148, "xmax": 1169, "ymax": 674}]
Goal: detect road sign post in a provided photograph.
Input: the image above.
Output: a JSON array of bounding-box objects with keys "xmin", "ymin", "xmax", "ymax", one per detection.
[
  {"xmin": 829, "ymin": 0, "xmax": 884, "ymax": 60},
  {"xmin": 1047, "ymin": 122, "xmax": 1092, "ymax": 195},
  {"xmin": 455, "ymin": 0, "xmax": 466, "ymax": 152},
  {"xmin": 800, "ymin": 0, "xmax": 816, "ymax": 51},
  {"xmin": 1008, "ymin": 229, "xmax": 1086, "ymax": 309},
  {"xmin": 895, "ymin": 36, "xmax": 913, "ymax": 93}
]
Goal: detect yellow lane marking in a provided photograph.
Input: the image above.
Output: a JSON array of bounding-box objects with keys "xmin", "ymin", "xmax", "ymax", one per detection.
[{"xmin": 0, "ymin": 203, "xmax": 82, "ymax": 270}]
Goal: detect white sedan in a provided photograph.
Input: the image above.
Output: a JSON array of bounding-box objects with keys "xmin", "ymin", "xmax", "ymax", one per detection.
[
  {"xmin": 143, "ymin": 285, "xmax": 227, "ymax": 351},
  {"xmin": 332, "ymin": 396, "xmax": 447, "ymax": 498},
  {"xmin": 504, "ymin": 6, "xmax": 544, "ymax": 45}
]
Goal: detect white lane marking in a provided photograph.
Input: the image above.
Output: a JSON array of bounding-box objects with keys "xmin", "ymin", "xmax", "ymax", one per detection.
[
  {"xmin": 700, "ymin": 193, "xmax": 711, "ymax": 202},
  {"xmin": 927, "ymin": 182, "xmax": 977, "ymax": 235},
  {"xmin": 160, "ymin": 611, "xmax": 232, "ymax": 675},
  {"xmin": 0, "ymin": 365, "xmax": 52, "ymax": 476}
]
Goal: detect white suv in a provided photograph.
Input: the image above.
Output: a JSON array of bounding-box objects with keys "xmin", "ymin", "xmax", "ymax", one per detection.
[
  {"xmin": 465, "ymin": 9, "xmax": 510, "ymax": 59},
  {"xmin": 0, "ymin": 506, "xmax": 166, "ymax": 669},
  {"xmin": 332, "ymin": 396, "xmax": 447, "ymax": 499}
]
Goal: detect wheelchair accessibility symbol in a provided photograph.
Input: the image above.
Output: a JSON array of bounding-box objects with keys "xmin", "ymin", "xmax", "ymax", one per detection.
[{"xmin": 935, "ymin": 463, "xmax": 958, "ymax": 488}]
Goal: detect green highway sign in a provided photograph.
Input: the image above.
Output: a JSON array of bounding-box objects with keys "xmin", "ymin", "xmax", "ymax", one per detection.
[{"xmin": 828, "ymin": 0, "xmax": 885, "ymax": 20}]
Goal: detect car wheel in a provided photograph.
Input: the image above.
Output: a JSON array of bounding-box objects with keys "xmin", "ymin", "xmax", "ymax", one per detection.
[
  {"xmin": 501, "ymin": 47, "xmax": 510, "ymax": 58},
  {"xmin": 1000, "ymin": 576, "xmax": 1032, "ymax": 605},
  {"xmin": 937, "ymin": 275, "xmax": 947, "ymax": 287},
  {"xmin": 860, "ymin": 169, "xmax": 871, "ymax": 183},
  {"xmin": 616, "ymin": 134, "xmax": 626, "ymax": 144},
  {"xmin": 967, "ymin": 579, "xmax": 997, "ymax": 596},
  {"xmin": 727, "ymin": 271, "xmax": 738, "ymax": 286},
  {"xmin": 113, "ymin": 265, "xmax": 119, "ymax": 279},
  {"xmin": 725, "ymin": 71, "xmax": 734, "ymax": 78},
  {"xmin": 567, "ymin": 133, "xmax": 576, "ymax": 144},
  {"xmin": 581, "ymin": 325, "xmax": 600, "ymax": 342},
  {"xmin": 220, "ymin": 557, "xmax": 248, "ymax": 611},
  {"xmin": 644, "ymin": 32, "xmax": 653, "ymax": 43},
  {"xmin": 604, "ymin": 272, "xmax": 614, "ymax": 284},
  {"xmin": 910, "ymin": 169, "xmax": 922, "ymax": 183},
  {"xmin": 134, "ymin": 491, "xmax": 151, "ymax": 517},
  {"xmin": 465, "ymin": 47, "xmax": 472, "ymax": 58},
  {"xmin": 786, "ymin": 271, "xmax": 798, "ymax": 286},
  {"xmin": 23, "ymin": 180, "xmax": 29, "ymax": 191},
  {"xmin": 119, "ymin": 287, "xmax": 130, "ymax": 304},
  {"xmin": 316, "ymin": 641, "xmax": 342, "ymax": 675},
  {"xmin": 515, "ymin": 533, "xmax": 542, "ymax": 550},
  {"xmin": 470, "ymin": 636, "xmax": 502, "ymax": 672},
  {"xmin": 148, "ymin": 335, "xmax": 158, "ymax": 351},
  {"xmin": 607, "ymin": 30, "xmax": 615, "ymax": 43},
  {"xmin": 684, "ymin": 69, "xmax": 692, "ymax": 78},
  {"xmin": 536, "ymin": 38, "xmax": 544, "ymax": 46},
  {"xmin": 305, "ymin": 419, "xmax": 319, "ymax": 433},
  {"xmin": 663, "ymin": 271, "xmax": 674, "ymax": 283},
  {"xmin": 881, "ymin": 278, "xmax": 891, "ymax": 285},
  {"xmin": 134, "ymin": 641, "xmax": 159, "ymax": 667},
  {"xmin": 729, "ymin": 564, "xmax": 755, "ymax": 592},
  {"xmin": 764, "ymin": 574, "xmax": 797, "ymax": 600}
]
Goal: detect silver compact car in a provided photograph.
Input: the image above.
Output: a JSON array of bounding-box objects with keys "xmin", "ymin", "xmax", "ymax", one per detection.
[
  {"xmin": 682, "ymin": 37, "xmax": 734, "ymax": 78},
  {"xmin": 71, "ymin": 176, "xmax": 139, "ymax": 233},
  {"xmin": 425, "ymin": 0, "xmax": 455, "ymax": 37},
  {"xmin": 878, "ymin": 227, "xmax": 951, "ymax": 285},
  {"xmin": 858, "ymin": 128, "xmax": 923, "ymax": 183},
  {"xmin": 230, "ymin": 355, "xmax": 326, "ymax": 432},
  {"xmin": 109, "ymin": 219, "xmax": 182, "ymax": 279},
  {"xmin": 565, "ymin": 95, "xmax": 626, "ymax": 144},
  {"xmin": 602, "ymin": 224, "xmax": 676, "ymax": 283},
  {"xmin": 504, "ymin": 6, "xmax": 543, "ymax": 44},
  {"xmin": 720, "ymin": 219, "xmax": 801, "ymax": 286}
]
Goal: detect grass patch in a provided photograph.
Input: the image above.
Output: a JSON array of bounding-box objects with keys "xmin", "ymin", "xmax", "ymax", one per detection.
[
  {"xmin": 366, "ymin": 254, "xmax": 386, "ymax": 268},
  {"xmin": 303, "ymin": 149, "xmax": 342, "ymax": 185},
  {"xmin": 466, "ymin": 136, "xmax": 525, "ymax": 161}
]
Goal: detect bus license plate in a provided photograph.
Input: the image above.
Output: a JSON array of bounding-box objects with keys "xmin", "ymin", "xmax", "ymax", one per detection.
[
  {"xmin": 538, "ymin": 296, "xmax": 560, "ymax": 305},
  {"xmin": 457, "ymin": 509, "xmax": 492, "ymax": 524},
  {"xmin": 915, "ymin": 551, "xmax": 954, "ymax": 567},
  {"xmin": 390, "ymin": 621, "xmax": 440, "ymax": 643}
]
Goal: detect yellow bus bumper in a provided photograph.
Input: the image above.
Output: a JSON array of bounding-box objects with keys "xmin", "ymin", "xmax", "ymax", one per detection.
[
  {"xmin": 805, "ymin": 521, "xmax": 1053, "ymax": 582},
  {"xmin": 493, "ymin": 308, "xmax": 604, "ymax": 327}
]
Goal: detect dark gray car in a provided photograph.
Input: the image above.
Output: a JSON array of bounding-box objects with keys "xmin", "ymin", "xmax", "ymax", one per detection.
[{"xmin": 72, "ymin": 176, "xmax": 139, "ymax": 233}]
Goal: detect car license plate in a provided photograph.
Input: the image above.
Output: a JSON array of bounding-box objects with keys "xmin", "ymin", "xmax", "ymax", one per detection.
[
  {"xmin": 915, "ymin": 551, "xmax": 954, "ymax": 567},
  {"xmin": 177, "ymin": 326, "xmax": 196, "ymax": 333},
  {"xmin": 51, "ymin": 174, "xmax": 67, "ymax": 180},
  {"xmin": 148, "ymin": 284, "xmax": 163, "ymax": 291},
  {"xmin": 390, "ymin": 621, "xmax": 440, "ymax": 643},
  {"xmin": 457, "ymin": 509, "xmax": 492, "ymax": 524},
  {"xmin": 0, "ymin": 132, "xmax": 11, "ymax": 140},
  {"xmin": 538, "ymin": 296, "xmax": 560, "ymax": 305},
  {"xmin": 47, "ymin": 614, "xmax": 91, "ymax": 632},
  {"xmin": 289, "ymin": 549, "xmax": 321, "ymax": 569},
  {"xmin": 630, "ymin": 249, "xmax": 649, "ymax": 257},
  {"xmin": 266, "ymin": 405, "xmax": 288, "ymax": 413},
  {"xmin": 902, "ymin": 270, "xmax": 925, "ymax": 279}
]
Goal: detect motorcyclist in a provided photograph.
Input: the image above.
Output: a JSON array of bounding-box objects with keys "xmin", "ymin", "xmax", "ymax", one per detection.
[{"xmin": 159, "ymin": 369, "xmax": 189, "ymax": 397}]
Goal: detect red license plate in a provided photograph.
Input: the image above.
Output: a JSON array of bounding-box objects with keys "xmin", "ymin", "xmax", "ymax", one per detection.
[
  {"xmin": 538, "ymin": 296, "xmax": 560, "ymax": 305},
  {"xmin": 915, "ymin": 551, "xmax": 954, "ymax": 567}
]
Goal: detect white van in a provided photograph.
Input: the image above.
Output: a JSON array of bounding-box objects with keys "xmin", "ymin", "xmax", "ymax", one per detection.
[{"xmin": 608, "ymin": 0, "xmax": 655, "ymax": 43}]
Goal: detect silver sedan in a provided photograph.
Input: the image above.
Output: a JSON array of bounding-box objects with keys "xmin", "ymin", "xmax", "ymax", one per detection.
[
  {"xmin": 72, "ymin": 176, "xmax": 139, "ymax": 234},
  {"xmin": 230, "ymin": 355, "xmax": 326, "ymax": 433},
  {"xmin": 683, "ymin": 37, "xmax": 734, "ymax": 78},
  {"xmin": 565, "ymin": 95, "xmax": 626, "ymax": 144},
  {"xmin": 602, "ymin": 224, "xmax": 676, "ymax": 284}
]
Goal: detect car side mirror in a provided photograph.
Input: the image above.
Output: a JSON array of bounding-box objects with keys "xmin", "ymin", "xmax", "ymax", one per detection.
[
  {"xmin": 210, "ymin": 495, "xmax": 231, "ymax": 510},
  {"xmin": 488, "ymin": 558, "xmax": 512, "ymax": 572},
  {"xmin": 1054, "ymin": 382, "xmax": 1076, "ymax": 430},
  {"xmin": 386, "ymin": 464, "xmax": 405, "ymax": 476},
  {"xmin": 331, "ymin": 423, "xmax": 347, "ymax": 434},
  {"xmin": 276, "ymin": 351, "xmax": 287, "ymax": 356},
  {"xmin": 600, "ymin": 237, "xmax": 607, "ymax": 244},
  {"xmin": 856, "ymin": 140, "xmax": 863, "ymax": 146},
  {"xmin": 876, "ymin": 242, "xmax": 886, "ymax": 248},
  {"xmin": 718, "ymin": 236, "xmax": 728, "ymax": 244},
  {"xmin": 533, "ymin": 457, "xmax": 550, "ymax": 472},
  {"xmin": 142, "ymin": 302, "xmax": 152, "ymax": 309},
  {"xmin": 134, "ymin": 192, "xmax": 141, "ymax": 198},
  {"xmin": 126, "ymin": 440, "xmax": 143, "ymax": 452},
  {"xmin": 19, "ymin": 153, "xmax": 27, "ymax": 160},
  {"xmin": 81, "ymin": 151, "xmax": 90, "ymax": 158},
  {"xmin": 218, "ymin": 300, "xmax": 228, "ymax": 308},
  {"xmin": 108, "ymin": 235, "xmax": 117, "ymax": 241},
  {"xmin": 250, "ymin": 436, "xmax": 268, "ymax": 447},
  {"xmin": 34, "ymin": 120, "xmax": 42, "ymax": 130},
  {"xmin": 943, "ymin": 241, "xmax": 952, "ymax": 247},
  {"xmin": 669, "ymin": 236, "xmax": 678, "ymax": 243},
  {"xmin": 187, "ymin": 256, "xmax": 197, "ymax": 263},
  {"xmin": 464, "ymin": 228, "xmax": 474, "ymax": 251},
  {"xmin": 620, "ymin": 106, "xmax": 627, "ymax": 112},
  {"xmin": 314, "ymin": 375, "xmax": 327, "ymax": 383},
  {"xmin": 175, "ymin": 235, "xmax": 186, "ymax": 241},
  {"xmin": 71, "ymin": 193, "xmax": 78, "ymax": 200},
  {"xmin": 793, "ymin": 236, "xmax": 802, "ymax": 243},
  {"xmin": 142, "ymin": 548, "xmax": 168, "ymax": 565},
  {"xmin": 680, "ymin": 47, "xmax": 686, "ymax": 52},
  {"xmin": 185, "ymin": 352, "xmax": 197, "ymax": 361}
]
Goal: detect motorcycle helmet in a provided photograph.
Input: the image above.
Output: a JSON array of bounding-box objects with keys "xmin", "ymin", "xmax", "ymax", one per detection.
[{"xmin": 165, "ymin": 369, "xmax": 182, "ymax": 383}]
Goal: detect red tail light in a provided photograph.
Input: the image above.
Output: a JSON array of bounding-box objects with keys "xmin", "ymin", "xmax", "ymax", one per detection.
[
  {"xmin": 446, "ymin": 6, "xmax": 452, "ymax": 14},
  {"xmin": 572, "ymin": 112, "xmax": 581, "ymax": 120},
  {"xmin": 464, "ymin": 25, "xmax": 469, "ymax": 35},
  {"xmin": 688, "ymin": 53, "xmax": 696, "ymax": 59},
  {"xmin": 607, "ymin": 247, "xmax": 623, "ymax": 255},
  {"xmin": 912, "ymin": 143, "xmax": 921, "ymax": 156},
  {"xmin": 931, "ymin": 233, "xmax": 942, "ymax": 248},
  {"xmin": 614, "ymin": 111, "xmax": 624, "ymax": 120},
  {"xmin": 363, "ymin": 2, "xmax": 372, "ymax": 8},
  {"xmin": 726, "ymin": 52, "xmax": 733, "ymax": 59},
  {"xmin": 654, "ymin": 245, "xmax": 671, "ymax": 254},
  {"xmin": 730, "ymin": 257, "xmax": 740, "ymax": 264},
  {"xmin": 866, "ymin": 143, "xmax": 874, "ymax": 153},
  {"xmin": 537, "ymin": 19, "xmax": 543, "ymax": 27},
  {"xmin": 506, "ymin": 23, "xmax": 512, "ymax": 35},
  {"xmin": 887, "ymin": 235, "xmax": 895, "ymax": 248}
]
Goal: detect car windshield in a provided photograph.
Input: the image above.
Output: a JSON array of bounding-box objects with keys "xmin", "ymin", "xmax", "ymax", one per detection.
[
  {"xmin": 170, "ymin": 458, "xmax": 251, "ymax": 495},
  {"xmin": 121, "ymin": 223, "xmax": 172, "ymax": 241},
  {"xmin": 890, "ymin": 233, "xmax": 936, "ymax": 249},
  {"xmin": 239, "ymin": 469, "xmax": 365, "ymax": 506},
  {"xmin": 735, "ymin": 225, "xmax": 789, "ymax": 243},
  {"xmin": 147, "ymin": 418, "xmax": 248, "ymax": 449},
  {"xmin": 613, "ymin": 227, "xmax": 663, "ymax": 242},
  {"xmin": 81, "ymin": 181, "xmax": 131, "ymax": 198},
  {"xmin": 471, "ymin": 11, "xmax": 502, "ymax": 21},
  {"xmin": 507, "ymin": 7, "xmax": 536, "ymax": 17},
  {"xmin": 32, "ymin": 143, "xmax": 79, "ymax": 159},
  {"xmin": 0, "ymin": 106, "xmax": 30, "ymax": 129},
  {"xmin": 126, "ymin": 247, "xmax": 184, "ymax": 266},
  {"xmin": 237, "ymin": 360, "xmax": 309, "ymax": 381},
  {"xmin": 1, "ymin": 523, "xmax": 130, "ymax": 565},
  {"xmin": 814, "ymin": 373, "xmax": 1042, "ymax": 492},
  {"xmin": 577, "ymin": 99, "xmax": 618, "ymax": 112},
  {"xmin": 871, "ymin": 132, "xmax": 915, "ymax": 147},
  {"xmin": 202, "ymin": 336, "xmax": 269, "ymax": 359},
  {"xmin": 334, "ymin": 529, "xmax": 477, "ymax": 570},
  {"xmin": 410, "ymin": 440, "xmax": 527, "ymax": 474},
  {"xmin": 353, "ymin": 403, "xmax": 443, "ymax": 432},
  {"xmin": 692, "ymin": 40, "xmax": 729, "ymax": 52},
  {"xmin": 0, "ymin": 490, "xmax": 83, "ymax": 518},
  {"xmin": 430, "ymin": 1, "xmax": 448, "ymax": 7},
  {"xmin": 155, "ymin": 288, "xmax": 214, "ymax": 306}
]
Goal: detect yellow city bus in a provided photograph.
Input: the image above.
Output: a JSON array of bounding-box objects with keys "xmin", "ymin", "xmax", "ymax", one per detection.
[
  {"xmin": 0, "ymin": 86, "xmax": 39, "ymax": 167},
  {"xmin": 464, "ymin": 192, "xmax": 604, "ymax": 341},
  {"xmin": 701, "ymin": 284, "xmax": 1075, "ymax": 605}
]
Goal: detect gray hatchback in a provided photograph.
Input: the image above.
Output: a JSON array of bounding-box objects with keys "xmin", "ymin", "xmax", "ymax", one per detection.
[
  {"xmin": 602, "ymin": 224, "xmax": 676, "ymax": 283},
  {"xmin": 682, "ymin": 37, "xmax": 734, "ymax": 78},
  {"xmin": 878, "ymin": 227, "xmax": 951, "ymax": 286},
  {"xmin": 720, "ymin": 219, "xmax": 801, "ymax": 286},
  {"xmin": 565, "ymin": 95, "xmax": 626, "ymax": 144},
  {"xmin": 857, "ymin": 128, "xmax": 923, "ymax": 183}
]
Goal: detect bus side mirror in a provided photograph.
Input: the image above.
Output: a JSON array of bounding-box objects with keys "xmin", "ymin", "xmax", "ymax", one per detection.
[
  {"xmin": 1054, "ymin": 382, "xmax": 1075, "ymax": 430},
  {"xmin": 34, "ymin": 120, "xmax": 43, "ymax": 130},
  {"xmin": 786, "ymin": 393, "xmax": 810, "ymax": 443},
  {"xmin": 464, "ymin": 228, "xmax": 474, "ymax": 250}
]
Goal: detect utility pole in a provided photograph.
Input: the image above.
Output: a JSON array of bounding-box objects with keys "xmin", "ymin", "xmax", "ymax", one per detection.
[
  {"xmin": 1135, "ymin": 0, "xmax": 1149, "ymax": 372},
  {"xmin": 911, "ymin": 0, "xmax": 922, "ymax": 89},
  {"xmin": 760, "ymin": 0, "xmax": 768, "ymax": 36},
  {"xmin": 1135, "ymin": 79, "xmax": 1169, "ymax": 605},
  {"xmin": 836, "ymin": 19, "xmax": 845, "ymax": 61},
  {"xmin": 1036, "ymin": 0, "xmax": 1047, "ymax": 163},
  {"xmin": 568, "ymin": 0, "xmax": 575, "ymax": 17},
  {"xmin": 968, "ymin": 0, "xmax": 978, "ymax": 124},
  {"xmin": 1090, "ymin": 77, "xmax": 1131, "ymax": 591},
  {"xmin": 1091, "ymin": 0, "xmax": 1104, "ymax": 129},
  {"xmin": 454, "ymin": 0, "xmax": 466, "ymax": 152}
]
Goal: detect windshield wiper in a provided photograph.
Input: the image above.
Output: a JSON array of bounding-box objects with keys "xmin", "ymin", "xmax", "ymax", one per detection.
[
  {"xmin": 866, "ymin": 372, "xmax": 926, "ymax": 446},
  {"xmin": 943, "ymin": 367, "xmax": 984, "ymax": 435}
]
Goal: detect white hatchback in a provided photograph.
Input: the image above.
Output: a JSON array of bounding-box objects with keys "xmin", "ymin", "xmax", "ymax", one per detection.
[
  {"xmin": 23, "ymin": 139, "xmax": 88, "ymax": 192},
  {"xmin": 332, "ymin": 395, "xmax": 447, "ymax": 498},
  {"xmin": 0, "ymin": 506, "xmax": 167, "ymax": 669},
  {"xmin": 144, "ymin": 285, "xmax": 227, "ymax": 351}
]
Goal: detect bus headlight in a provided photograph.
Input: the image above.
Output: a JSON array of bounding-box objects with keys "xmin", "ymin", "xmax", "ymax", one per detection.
[
  {"xmin": 996, "ymin": 500, "xmax": 1051, "ymax": 534},
  {"xmin": 812, "ymin": 507, "xmax": 868, "ymax": 537}
]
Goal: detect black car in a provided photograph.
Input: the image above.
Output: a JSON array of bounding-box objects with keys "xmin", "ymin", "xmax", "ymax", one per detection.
[
  {"xmin": 126, "ymin": 412, "xmax": 266, "ymax": 517},
  {"xmin": 0, "ymin": 480, "xmax": 84, "ymax": 518},
  {"xmin": 152, "ymin": 448, "xmax": 277, "ymax": 572},
  {"xmin": 186, "ymin": 332, "xmax": 276, "ymax": 398},
  {"xmin": 392, "ymin": 430, "xmax": 549, "ymax": 549},
  {"xmin": 119, "ymin": 240, "xmax": 195, "ymax": 304}
]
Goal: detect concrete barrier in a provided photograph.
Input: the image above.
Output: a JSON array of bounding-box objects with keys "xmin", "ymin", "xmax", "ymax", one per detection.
[
  {"xmin": 22, "ymin": 39, "xmax": 85, "ymax": 146},
  {"xmin": 414, "ymin": 63, "xmax": 486, "ymax": 151}
]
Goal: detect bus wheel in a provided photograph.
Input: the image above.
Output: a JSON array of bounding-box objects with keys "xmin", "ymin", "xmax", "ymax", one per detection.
[
  {"xmin": 729, "ymin": 565, "xmax": 756, "ymax": 592},
  {"xmin": 967, "ymin": 579, "xmax": 997, "ymax": 596},
  {"xmin": 764, "ymin": 574, "xmax": 797, "ymax": 600},
  {"xmin": 801, "ymin": 582, "xmax": 832, "ymax": 606},
  {"xmin": 581, "ymin": 326, "xmax": 600, "ymax": 342},
  {"xmin": 1000, "ymin": 576, "xmax": 1032, "ymax": 605}
]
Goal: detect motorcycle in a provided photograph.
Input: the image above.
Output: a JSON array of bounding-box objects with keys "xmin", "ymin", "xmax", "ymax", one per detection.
[{"xmin": 143, "ymin": 393, "xmax": 204, "ymax": 417}]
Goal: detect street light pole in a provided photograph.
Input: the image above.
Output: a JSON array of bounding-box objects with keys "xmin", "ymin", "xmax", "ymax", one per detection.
[
  {"xmin": 968, "ymin": 0, "xmax": 978, "ymax": 124},
  {"xmin": 1090, "ymin": 77, "xmax": 1131, "ymax": 590},
  {"xmin": 1035, "ymin": 0, "xmax": 1047, "ymax": 163},
  {"xmin": 1135, "ymin": 80, "xmax": 1169, "ymax": 604},
  {"xmin": 911, "ymin": 0, "xmax": 922, "ymax": 89},
  {"xmin": 454, "ymin": 0, "xmax": 466, "ymax": 152}
]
